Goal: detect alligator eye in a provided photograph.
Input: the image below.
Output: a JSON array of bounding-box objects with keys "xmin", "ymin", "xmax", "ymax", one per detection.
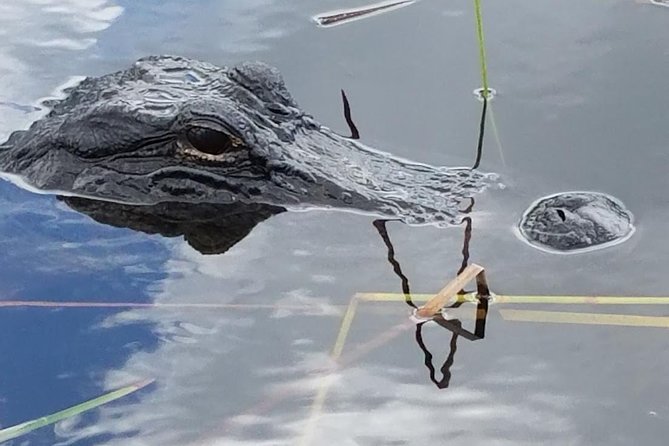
[
  {"xmin": 186, "ymin": 127, "xmax": 244, "ymax": 155},
  {"xmin": 556, "ymin": 209, "xmax": 567, "ymax": 221}
]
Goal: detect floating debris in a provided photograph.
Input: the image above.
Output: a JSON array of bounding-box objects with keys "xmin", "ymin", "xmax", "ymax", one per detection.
[
  {"xmin": 649, "ymin": 0, "xmax": 669, "ymax": 7},
  {"xmin": 415, "ymin": 263, "xmax": 489, "ymax": 319},
  {"xmin": 473, "ymin": 87, "xmax": 497, "ymax": 102},
  {"xmin": 313, "ymin": 0, "xmax": 416, "ymax": 28}
]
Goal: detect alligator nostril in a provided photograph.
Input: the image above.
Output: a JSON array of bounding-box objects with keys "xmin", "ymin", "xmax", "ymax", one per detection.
[
  {"xmin": 556, "ymin": 209, "xmax": 566, "ymax": 222},
  {"xmin": 267, "ymin": 104, "xmax": 290, "ymax": 116}
]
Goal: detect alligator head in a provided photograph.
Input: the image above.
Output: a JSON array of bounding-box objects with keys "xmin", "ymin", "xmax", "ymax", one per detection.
[{"xmin": 0, "ymin": 56, "xmax": 494, "ymax": 225}]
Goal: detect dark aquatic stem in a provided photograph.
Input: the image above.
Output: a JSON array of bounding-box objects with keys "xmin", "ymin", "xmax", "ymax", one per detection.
[
  {"xmin": 340, "ymin": 90, "xmax": 360, "ymax": 140},
  {"xmin": 472, "ymin": 97, "xmax": 487, "ymax": 169},
  {"xmin": 372, "ymin": 219, "xmax": 415, "ymax": 308}
]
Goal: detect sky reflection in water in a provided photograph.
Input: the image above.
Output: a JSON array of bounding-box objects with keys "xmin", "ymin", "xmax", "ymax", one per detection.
[{"xmin": 1, "ymin": 0, "xmax": 669, "ymax": 444}]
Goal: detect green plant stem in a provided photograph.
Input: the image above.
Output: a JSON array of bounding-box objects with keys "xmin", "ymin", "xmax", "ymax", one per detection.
[
  {"xmin": 473, "ymin": 0, "xmax": 489, "ymax": 97},
  {"xmin": 0, "ymin": 379, "xmax": 154, "ymax": 443}
]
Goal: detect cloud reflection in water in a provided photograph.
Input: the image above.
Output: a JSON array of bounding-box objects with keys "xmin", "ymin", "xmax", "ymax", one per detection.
[
  {"xmin": 53, "ymin": 223, "xmax": 582, "ymax": 445},
  {"xmin": 0, "ymin": 0, "xmax": 123, "ymax": 139}
]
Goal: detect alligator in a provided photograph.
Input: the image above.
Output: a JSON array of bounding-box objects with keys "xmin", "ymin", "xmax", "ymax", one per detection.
[{"xmin": 0, "ymin": 55, "xmax": 495, "ymax": 226}]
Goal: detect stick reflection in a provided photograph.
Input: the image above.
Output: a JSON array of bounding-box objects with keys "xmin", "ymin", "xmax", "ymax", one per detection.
[{"xmin": 415, "ymin": 298, "xmax": 488, "ymax": 389}]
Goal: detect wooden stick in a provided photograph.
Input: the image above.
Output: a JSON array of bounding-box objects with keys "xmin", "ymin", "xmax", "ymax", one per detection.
[{"xmin": 416, "ymin": 264, "xmax": 486, "ymax": 318}]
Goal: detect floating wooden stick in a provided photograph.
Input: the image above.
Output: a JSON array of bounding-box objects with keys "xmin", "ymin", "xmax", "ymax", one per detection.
[
  {"xmin": 313, "ymin": 0, "xmax": 416, "ymax": 28},
  {"xmin": 416, "ymin": 263, "xmax": 489, "ymax": 318}
]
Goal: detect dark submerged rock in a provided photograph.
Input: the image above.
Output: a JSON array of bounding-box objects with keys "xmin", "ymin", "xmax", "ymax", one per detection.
[{"xmin": 518, "ymin": 191, "xmax": 634, "ymax": 253}]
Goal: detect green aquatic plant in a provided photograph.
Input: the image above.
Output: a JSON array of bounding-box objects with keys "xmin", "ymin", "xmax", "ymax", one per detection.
[
  {"xmin": 0, "ymin": 379, "xmax": 154, "ymax": 443},
  {"xmin": 471, "ymin": 0, "xmax": 506, "ymax": 166},
  {"xmin": 472, "ymin": 0, "xmax": 494, "ymax": 101},
  {"xmin": 473, "ymin": 0, "xmax": 490, "ymax": 98}
]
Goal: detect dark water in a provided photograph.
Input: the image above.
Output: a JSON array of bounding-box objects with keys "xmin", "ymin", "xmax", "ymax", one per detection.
[{"xmin": 1, "ymin": 0, "xmax": 669, "ymax": 444}]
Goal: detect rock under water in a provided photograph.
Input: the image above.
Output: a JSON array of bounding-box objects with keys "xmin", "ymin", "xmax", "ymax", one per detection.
[{"xmin": 518, "ymin": 191, "xmax": 635, "ymax": 253}]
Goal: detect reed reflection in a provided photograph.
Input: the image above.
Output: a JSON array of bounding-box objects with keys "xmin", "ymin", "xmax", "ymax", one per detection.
[{"xmin": 372, "ymin": 96, "xmax": 491, "ymax": 388}]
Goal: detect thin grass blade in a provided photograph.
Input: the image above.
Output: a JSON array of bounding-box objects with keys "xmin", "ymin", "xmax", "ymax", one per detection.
[{"xmin": 0, "ymin": 379, "xmax": 154, "ymax": 443}]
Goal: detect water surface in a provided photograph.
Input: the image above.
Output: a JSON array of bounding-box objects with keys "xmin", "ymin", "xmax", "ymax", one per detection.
[{"xmin": 1, "ymin": 0, "xmax": 669, "ymax": 444}]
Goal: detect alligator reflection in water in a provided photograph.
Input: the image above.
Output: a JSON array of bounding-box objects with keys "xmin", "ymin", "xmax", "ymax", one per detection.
[{"xmin": 61, "ymin": 197, "xmax": 284, "ymax": 255}]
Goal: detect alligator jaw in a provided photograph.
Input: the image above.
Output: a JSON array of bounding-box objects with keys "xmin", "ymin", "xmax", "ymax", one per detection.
[
  {"xmin": 272, "ymin": 129, "xmax": 495, "ymax": 225},
  {"xmin": 0, "ymin": 126, "xmax": 494, "ymax": 226}
]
